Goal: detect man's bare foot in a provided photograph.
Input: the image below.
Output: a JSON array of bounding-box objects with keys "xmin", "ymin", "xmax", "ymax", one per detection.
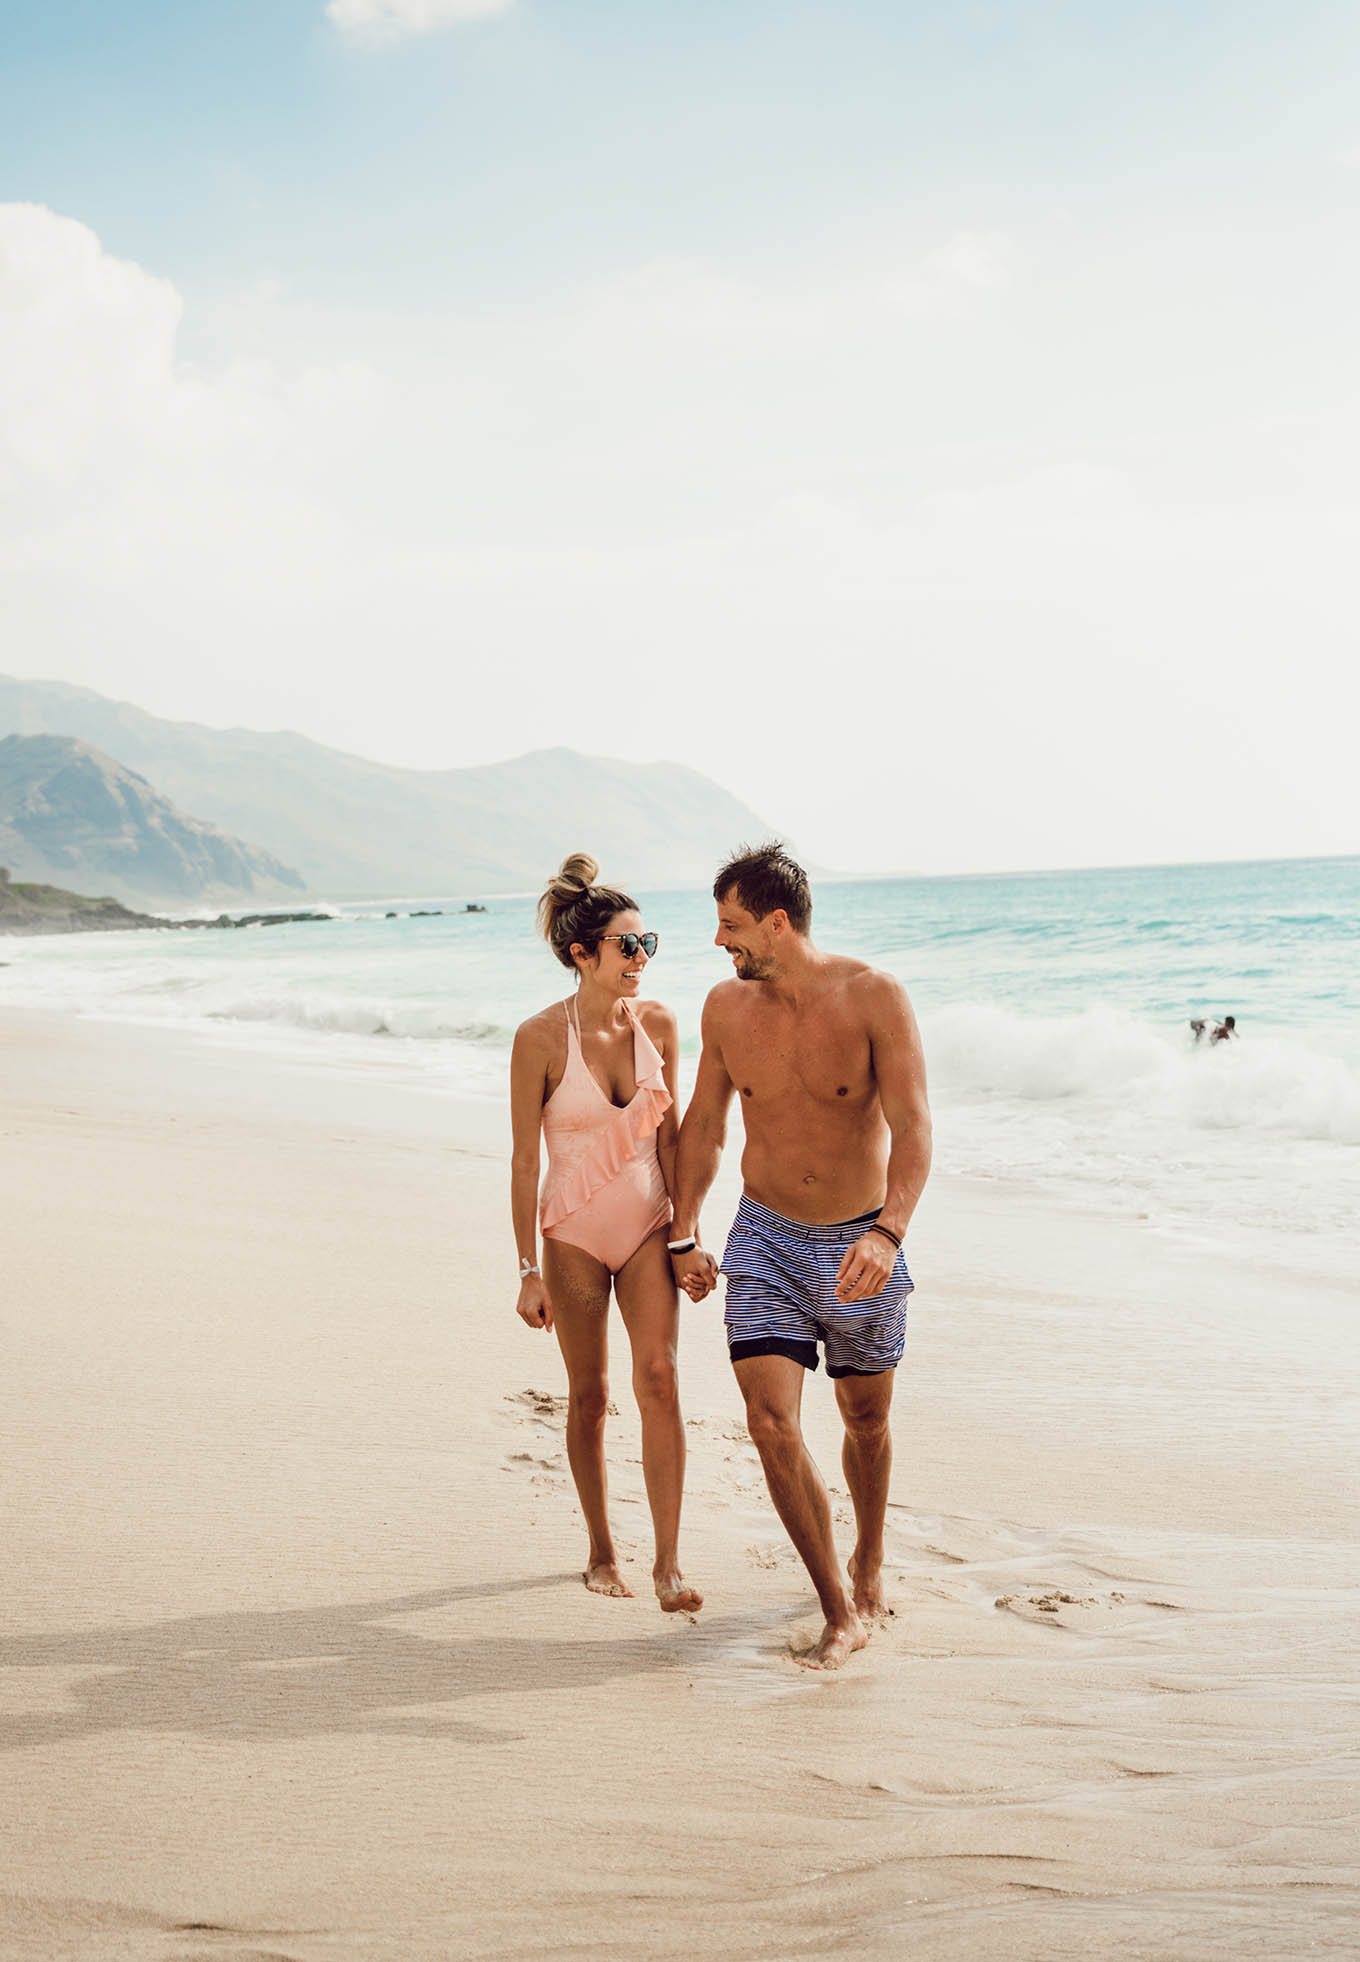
[
  {"xmin": 654, "ymin": 1571, "xmax": 704, "ymax": 1614},
  {"xmin": 583, "ymin": 1560, "xmax": 634, "ymax": 1597},
  {"xmin": 795, "ymin": 1612, "xmax": 869, "ymax": 1670},
  {"xmin": 848, "ymin": 1551, "xmax": 893, "ymax": 1621}
]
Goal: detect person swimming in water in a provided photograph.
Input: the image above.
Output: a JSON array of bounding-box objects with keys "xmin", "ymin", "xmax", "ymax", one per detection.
[
  {"xmin": 509, "ymin": 854, "xmax": 702, "ymax": 1615},
  {"xmin": 1190, "ymin": 1015, "xmax": 1237, "ymax": 1043}
]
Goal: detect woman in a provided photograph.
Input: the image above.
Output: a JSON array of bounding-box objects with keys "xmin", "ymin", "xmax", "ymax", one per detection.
[{"xmin": 510, "ymin": 854, "xmax": 703, "ymax": 1615}]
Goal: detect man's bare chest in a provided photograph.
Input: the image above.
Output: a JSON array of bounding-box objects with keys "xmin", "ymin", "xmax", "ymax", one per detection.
[{"xmin": 722, "ymin": 1015, "xmax": 874, "ymax": 1114}]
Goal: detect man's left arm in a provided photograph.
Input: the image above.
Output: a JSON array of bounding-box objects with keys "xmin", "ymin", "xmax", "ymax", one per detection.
[{"xmin": 835, "ymin": 974, "xmax": 933, "ymax": 1303}]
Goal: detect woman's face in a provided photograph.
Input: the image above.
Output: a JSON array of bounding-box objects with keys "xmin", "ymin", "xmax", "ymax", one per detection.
[{"xmin": 576, "ymin": 908, "xmax": 650, "ymax": 997}]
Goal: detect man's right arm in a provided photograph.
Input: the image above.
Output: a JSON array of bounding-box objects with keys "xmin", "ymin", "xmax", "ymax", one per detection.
[{"xmin": 670, "ymin": 993, "xmax": 734, "ymax": 1300}]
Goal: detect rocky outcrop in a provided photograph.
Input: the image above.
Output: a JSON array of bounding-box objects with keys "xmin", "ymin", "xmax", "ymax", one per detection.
[
  {"xmin": 0, "ymin": 866, "xmax": 160, "ymax": 935},
  {"xmin": 0, "ymin": 866, "xmax": 335, "ymax": 937},
  {"xmin": 0, "ymin": 733, "xmax": 305, "ymax": 907}
]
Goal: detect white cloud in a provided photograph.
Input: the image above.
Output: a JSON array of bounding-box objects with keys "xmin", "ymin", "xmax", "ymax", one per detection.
[
  {"xmin": 2, "ymin": 201, "xmax": 1358, "ymax": 874},
  {"xmin": 0, "ymin": 203, "xmax": 182, "ymax": 486},
  {"xmin": 325, "ymin": 0, "xmax": 513, "ymax": 45}
]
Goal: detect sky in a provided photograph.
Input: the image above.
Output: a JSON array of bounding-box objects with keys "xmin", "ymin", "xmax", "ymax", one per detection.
[{"xmin": 2, "ymin": 0, "xmax": 1358, "ymax": 875}]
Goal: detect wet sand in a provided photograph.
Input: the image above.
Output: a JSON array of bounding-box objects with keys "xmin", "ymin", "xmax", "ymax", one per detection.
[{"xmin": 2, "ymin": 1011, "xmax": 1357, "ymax": 1961}]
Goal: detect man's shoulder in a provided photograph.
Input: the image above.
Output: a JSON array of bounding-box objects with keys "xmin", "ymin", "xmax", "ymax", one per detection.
[
  {"xmin": 702, "ymin": 978, "xmax": 747, "ymax": 1016},
  {"xmin": 828, "ymin": 956, "xmax": 911, "ymax": 1018}
]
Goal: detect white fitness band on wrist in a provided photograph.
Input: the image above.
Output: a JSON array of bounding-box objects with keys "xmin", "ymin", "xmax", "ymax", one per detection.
[{"xmin": 666, "ymin": 1237, "xmax": 697, "ymax": 1255}]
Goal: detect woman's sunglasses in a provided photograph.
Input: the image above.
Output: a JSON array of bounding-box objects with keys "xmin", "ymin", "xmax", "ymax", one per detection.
[{"xmin": 599, "ymin": 932, "xmax": 658, "ymax": 960}]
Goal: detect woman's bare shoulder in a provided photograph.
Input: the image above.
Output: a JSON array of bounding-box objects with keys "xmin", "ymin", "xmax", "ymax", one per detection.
[
  {"xmin": 514, "ymin": 999, "xmax": 570, "ymax": 1051},
  {"xmin": 635, "ymin": 997, "xmax": 678, "ymax": 1040}
]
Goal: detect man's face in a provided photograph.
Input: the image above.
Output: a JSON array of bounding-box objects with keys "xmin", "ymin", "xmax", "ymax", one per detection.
[{"xmin": 714, "ymin": 890, "xmax": 779, "ymax": 981}]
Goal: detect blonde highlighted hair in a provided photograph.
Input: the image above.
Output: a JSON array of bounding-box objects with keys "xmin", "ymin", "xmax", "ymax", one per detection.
[{"xmin": 537, "ymin": 853, "xmax": 637, "ymax": 971}]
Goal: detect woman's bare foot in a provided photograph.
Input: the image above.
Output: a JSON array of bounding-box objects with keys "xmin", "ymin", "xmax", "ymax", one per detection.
[
  {"xmin": 583, "ymin": 1560, "xmax": 634, "ymax": 1597},
  {"xmin": 795, "ymin": 1611, "xmax": 869, "ymax": 1670},
  {"xmin": 848, "ymin": 1551, "xmax": 893, "ymax": 1621},
  {"xmin": 654, "ymin": 1571, "xmax": 704, "ymax": 1614}
]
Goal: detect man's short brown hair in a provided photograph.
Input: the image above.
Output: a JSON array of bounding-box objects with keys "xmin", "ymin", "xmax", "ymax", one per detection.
[{"xmin": 713, "ymin": 842, "xmax": 812, "ymax": 934}]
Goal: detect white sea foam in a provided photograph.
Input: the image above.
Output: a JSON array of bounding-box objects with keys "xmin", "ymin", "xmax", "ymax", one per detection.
[
  {"xmin": 205, "ymin": 993, "xmax": 505, "ymax": 1045},
  {"xmin": 926, "ymin": 1004, "xmax": 1360, "ymax": 1148},
  {"xmin": 922, "ymin": 1003, "xmax": 1360, "ymax": 1255}
]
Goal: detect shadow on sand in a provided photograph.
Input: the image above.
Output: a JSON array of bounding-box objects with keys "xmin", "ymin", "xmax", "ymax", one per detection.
[{"xmin": 0, "ymin": 1576, "xmax": 737, "ymax": 1752}]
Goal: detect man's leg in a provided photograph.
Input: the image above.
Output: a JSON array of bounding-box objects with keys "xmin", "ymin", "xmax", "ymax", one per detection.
[
  {"xmin": 733, "ymin": 1352, "xmax": 867, "ymax": 1669},
  {"xmin": 833, "ymin": 1369, "xmax": 896, "ymax": 1620}
]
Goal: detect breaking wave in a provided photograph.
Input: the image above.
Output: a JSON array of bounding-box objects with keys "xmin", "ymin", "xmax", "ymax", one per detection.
[
  {"xmin": 924, "ymin": 1003, "xmax": 1360, "ymax": 1148},
  {"xmin": 206, "ymin": 995, "xmax": 507, "ymax": 1045}
]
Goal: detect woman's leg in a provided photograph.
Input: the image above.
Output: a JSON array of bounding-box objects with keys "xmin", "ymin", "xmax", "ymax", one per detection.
[
  {"xmin": 541, "ymin": 1237, "xmax": 632, "ymax": 1597},
  {"xmin": 615, "ymin": 1231, "xmax": 703, "ymax": 1613}
]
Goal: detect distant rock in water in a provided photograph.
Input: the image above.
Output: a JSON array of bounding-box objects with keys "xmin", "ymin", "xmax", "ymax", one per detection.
[
  {"xmin": 225, "ymin": 911, "xmax": 331, "ymax": 929},
  {"xmin": 0, "ymin": 732, "xmax": 305, "ymax": 906}
]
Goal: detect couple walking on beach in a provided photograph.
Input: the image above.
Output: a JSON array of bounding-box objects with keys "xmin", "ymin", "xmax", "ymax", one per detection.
[{"xmin": 509, "ymin": 845, "xmax": 933, "ymax": 1669}]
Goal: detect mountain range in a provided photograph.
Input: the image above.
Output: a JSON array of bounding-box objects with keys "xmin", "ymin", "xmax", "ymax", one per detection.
[
  {"xmin": 0, "ymin": 733, "xmax": 304, "ymax": 907},
  {"xmin": 0, "ymin": 674, "xmax": 782, "ymax": 903}
]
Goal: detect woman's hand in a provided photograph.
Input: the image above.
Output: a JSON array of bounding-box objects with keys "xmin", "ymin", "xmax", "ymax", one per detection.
[
  {"xmin": 671, "ymin": 1246, "xmax": 718, "ymax": 1302},
  {"xmin": 516, "ymin": 1273, "xmax": 554, "ymax": 1331}
]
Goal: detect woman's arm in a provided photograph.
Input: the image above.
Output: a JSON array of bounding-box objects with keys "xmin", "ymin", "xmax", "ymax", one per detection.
[
  {"xmin": 670, "ymin": 990, "xmax": 735, "ymax": 1299},
  {"xmin": 644, "ymin": 1002, "xmax": 682, "ymax": 1208},
  {"xmin": 509, "ymin": 1019, "xmax": 554, "ymax": 1330}
]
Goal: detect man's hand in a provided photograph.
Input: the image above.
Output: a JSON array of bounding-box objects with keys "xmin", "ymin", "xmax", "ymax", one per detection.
[
  {"xmin": 516, "ymin": 1275, "xmax": 554, "ymax": 1331},
  {"xmin": 671, "ymin": 1246, "xmax": 718, "ymax": 1301},
  {"xmin": 834, "ymin": 1231, "xmax": 897, "ymax": 1304}
]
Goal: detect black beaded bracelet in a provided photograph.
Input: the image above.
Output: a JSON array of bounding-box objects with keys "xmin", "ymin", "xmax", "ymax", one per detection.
[{"xmin": 867, "ymin": 1221, "xmax": 902, "ymax": 1251}]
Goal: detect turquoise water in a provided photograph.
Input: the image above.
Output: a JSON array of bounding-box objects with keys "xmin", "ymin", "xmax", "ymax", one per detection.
[{"xmin": 5, "ymin": 855, "xmax": 1358, "ymax": 1254}]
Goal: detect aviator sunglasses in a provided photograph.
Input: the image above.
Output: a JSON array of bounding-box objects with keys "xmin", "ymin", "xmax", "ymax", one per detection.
[{"xmin": 598, "ymin": 931, "xmax": 659, "ymax": 960}]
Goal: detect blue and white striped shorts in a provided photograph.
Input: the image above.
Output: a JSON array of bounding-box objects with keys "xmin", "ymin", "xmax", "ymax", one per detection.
[{"xmin": 720, "ymin": 1195, "xmax": 913, "ymax": 1379}]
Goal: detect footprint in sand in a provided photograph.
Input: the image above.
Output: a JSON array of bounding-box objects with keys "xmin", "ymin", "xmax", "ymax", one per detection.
[
  {"xmin": 504, "ymin": 1388, "xmax": 618, "ymax": 1426},
  {"xmin": 994, "ymin": 1589, "xmax": 1184, "ymax": 1628}
]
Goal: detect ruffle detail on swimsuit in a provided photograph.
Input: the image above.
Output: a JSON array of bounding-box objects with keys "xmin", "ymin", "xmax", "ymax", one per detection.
[{"xmin": 539, "ymin": 1004, "xmax": 672, "ymax": 1233}]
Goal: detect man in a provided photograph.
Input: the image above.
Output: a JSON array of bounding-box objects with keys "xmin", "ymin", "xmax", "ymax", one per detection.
[{"xmin": 669, "ymin": 844, "xmax": 932, "ymax": 1669}]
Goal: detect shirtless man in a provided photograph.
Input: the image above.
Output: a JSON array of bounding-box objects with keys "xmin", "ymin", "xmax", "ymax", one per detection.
[{"xmin": 669, "ymin": 845, "xmax": 932, "ymax": 1669}]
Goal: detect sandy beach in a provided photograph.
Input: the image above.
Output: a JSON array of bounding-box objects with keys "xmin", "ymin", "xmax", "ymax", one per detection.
[{"xmin": 3, "ymin": 1010, "xmax": 1357, "ymax": 1962}]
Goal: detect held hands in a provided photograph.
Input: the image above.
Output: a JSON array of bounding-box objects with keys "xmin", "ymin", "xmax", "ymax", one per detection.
[
  {"xmin": 834, "ymin": 1230, "xmax": 897, "ymax": 1304},
  {"xmin": 516, "ymin": 1273, "xmax": 554, "ymax": 1331},
  {"xmin": 671, "ymin": 1246, "xmax": 718, "ymax": 1302}
]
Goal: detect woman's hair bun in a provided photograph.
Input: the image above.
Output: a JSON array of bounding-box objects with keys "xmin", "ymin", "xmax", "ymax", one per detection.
[
  {"xmin": 555, "ymin": 852, "xmax": 598, "ymax": 893},
  {"xmin": 536, "ymin": 853, "xmax": 635, "ymax": 970},
  {"xmin": 537, "ymin": 852, "xmax": 599, "ymax": 947}
]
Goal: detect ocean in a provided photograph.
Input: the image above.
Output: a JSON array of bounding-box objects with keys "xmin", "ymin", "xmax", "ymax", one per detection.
[{"xmin": 5, "ymin": 854, "xmax": 1358, "ymax": 1271}]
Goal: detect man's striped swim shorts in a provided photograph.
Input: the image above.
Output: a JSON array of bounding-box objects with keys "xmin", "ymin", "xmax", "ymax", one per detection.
[{"xmin": 720, "ymin": 1194, "xmax": 914, "ymax": 1379}]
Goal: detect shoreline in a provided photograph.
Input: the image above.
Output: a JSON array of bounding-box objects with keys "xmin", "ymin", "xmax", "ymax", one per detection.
[
  {"xmin": 4, "ymin": 1005, "xmax": 1355, "ymax": 1541},
  {"xmin": 3, "ymin": 1008, "xmax": 1356, "ymax": 1959}
]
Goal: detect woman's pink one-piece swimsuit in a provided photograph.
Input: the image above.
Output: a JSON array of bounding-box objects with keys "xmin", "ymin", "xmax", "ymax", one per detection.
[{"xmin": 539, "ymin": 997, "xmax": 672, "ymax": 1272}]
